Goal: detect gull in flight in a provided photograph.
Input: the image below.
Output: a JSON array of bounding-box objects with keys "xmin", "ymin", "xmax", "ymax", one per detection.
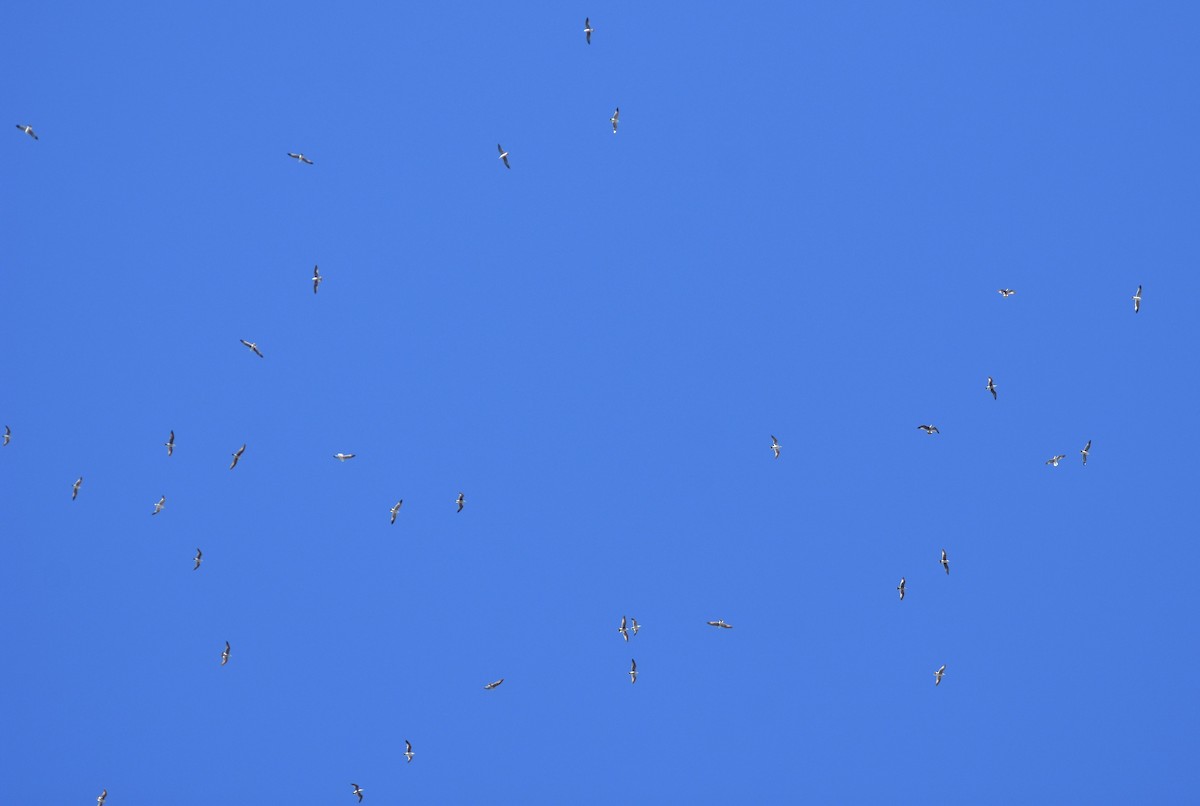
[
  {"xmin": 497, "ymin": 143, "xmax": 510, "ymax": 169},
  {"xmin": 287, "ymin": 152, "xmax": 314, "ymax": 165},
  {"xmin": 917, "ymin": 424, "xmax": 940, "ymax": 435},
  {"xmin": 707, "ymin": 619, "xmax": 733, "ymax": 629},
  {"xmin": 484, "ymin": 678, "xmax": 504, "ymax": 690},
  {"xmin": 770, "ymin": 435, "xmax": 781, "ymax": 458},
  {"xmin": 631, "ymin": 617, "xmax": 640, "ymax": 636},
  {"xmin": 456, "ymin": 492, "xmax": 465, "ymax": 513},
  {"xmin": 15, "ymin": 124, "xmax": 38, "ymax": 140},
  {"xmin": 1132, "ymin": 284, "xmax": 1142, "ymax": 313},
  {"xmin": 404, "ymin": 739, "xmax": 414, "ymax": 763},
  {"xmin": 3, "ymin": 425, "xmax": 10, "ymax": 446},
  {"xmin": 1045, "ymin": 454, "xmax": 1066, "ymax": 467},
  {"xmin": 165, "ymin": 430, "xmax": 175, "ymax": 456},
  {"xmin": 72, "ymin": 476, "xmax": 83, "ymax": 501},
  {"xmin": 897, "ymin": 577, "xmax": 906, "ymax": 601},
  {"xmin": 997, "ymin": 288, "xmax": 1016, "ymax": 297},
  {"xmin": 610, "ymin": 107, "xmax": 620, "ymax": 134},
  {"xmin": 194, "ymin": 548, "xmax": 203, "ymax": 570},
  {"xmin": 312, "ymin": 265, "xmax": 322, "ymax": 294},
  {"xmin": 230, "ymin": 444, "xmax": 246, "ymax": 469},
  {"xmin": 351, "ymin": 783, "xmax": 364, "ymax": 802},
  {"xmin": 390, "ymin": 500, "xmax": 403, "ymax": 525},
  {"xmin": 584, "ymin": 17, "xmax": 594, "ymax": 44},
  {"xmin": 618, "ymin": 615, "xmax": 629, "ymax": 642},
  {"xmin": 240, "ymin": 339, "xmax": 264, "ymax": 358},
  {"xmin": 629, "ymin": 658, "xmax": 638, "ymax": 684},
  {"xmin": 986, "ymin": 377, "xmax": 997, "ymax": 400},
  {"xmin": 1081, "ymin": 439, "xmax": 1091, "ymax": 466},
  {"xmin": 934, "ymin": 664, "xmax": 946, "ymax": 686},
  {"xmin": 152, "ymin": 496, "xmax": 166, "ymax": 516},
  {"xmin": 333, "ymin": 453, "xmax": 356, "ymax": 461},
  {"xmin": 940, "ymin": 549, "xmax": 949, "ymax": 575},
  {"xmin": 221, "ymin": 641, "xmax": 231, "ymax": 666},
  {"xmin": 98, "ymin": 790, "xmax": 107, "ymax": 806}
]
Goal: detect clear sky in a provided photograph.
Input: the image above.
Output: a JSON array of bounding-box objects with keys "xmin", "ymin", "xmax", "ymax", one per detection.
[{"xmin": 4, "ymin": 2, "xmax": 1199, "ymax": 804}]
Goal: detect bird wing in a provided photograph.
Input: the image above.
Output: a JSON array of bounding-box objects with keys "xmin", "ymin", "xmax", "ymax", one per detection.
[{"xmin": 497, "ymin": 143, "xmax": 504, "ymax": 154}]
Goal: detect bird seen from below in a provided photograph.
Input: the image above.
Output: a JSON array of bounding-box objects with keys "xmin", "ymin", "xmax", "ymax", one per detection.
[
  {"xmin": 610, "ymin": 107, "xmax": 619, "ymax": 133},
  {"xmin": 770, "ymin": 435, "xmax": 781, "ymax": 458},
  {"xmin": 239, "ymin": 339, "xmax": 264, "ymax": 358},
  {"xmin": 193, "ymin": 548, "xmax": 203, "ymax": 570},
  {"xmin": 940, "ymin": 549, "xmax": 949, "ymax": 575},
  {"xmin": 897, "ymin": 577, "xmax": 906, "ymax": 601},
  {"xmin": 152, "ymin": 496, "xmax": 166, "ymax": 516},
  {"xmin": 1081, "ymin": 440, "xmax": 1091, "ymax": 466},
  {"xmin": 312, "ymin": 265, "xmax": 322, "ymax": 294},
  {"xmin": 164, "ymin": 430, "xmax": 174, "ymax": 456},
  {"xmin": 707, "ymin": 619, "xmax": 733, "ymax": 629},
  {"xmin": 497, "ymin": 144, "xmax": 510, "ymax": 169},
  {"xmin": 390, "ymin": 500, "xmax": 403, "ymax": 524},
  {"xmin": 230, "ymin": 444, "xmax": 246, "ymax": 469},
  {"xmin": 72, "ymin": 476, "xmax": 82, "ymax": 501},
  {"xmin": 15, "ymin": 123, "xmax": 38, "ymax": 140},
  {"xmin": 221, "ymin": 642, "xmax": 230, "ymax": 666},
  {"xmin": 1133, "ymin": 284, "xmax": 1142, "ymax": 313},
  {"xmin": 629, "ymin": 658, "xmax": 637, "ymax": 684},
  {"xmin": 483, "ymin": 678, "xmax": 504, "ymax": 690},
  {"xmin": 918, "ymin": 424, "xmax": 940, "ymax": 435},
  {"xmin": 456, "ymin": 492, "xmax": 465, "ymax": 512},
  {"xmin": 287, "ymin": 152, "xmax": 314, "ymax": 165},
  {"xmin": 934, "ymin": 665, "xmax": 946, "ymax": 686},
  {"xmin": 987, "ymin": 377, "xmax": 997, "ymax": 400}
]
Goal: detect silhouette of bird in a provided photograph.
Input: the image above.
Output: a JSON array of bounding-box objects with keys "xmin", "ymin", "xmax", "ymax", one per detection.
[
  {"xmin": 240, "ymin": 339, "xmax": 263, "ymax": 358},
  {"xmin": 351, "ymin": 783, "xmax": 364, "ymax": 802},
  {"xmin": 629, "ymin": 658, "xmax": 638, "ymax": 684},
  {"xmin": 230, "ymin": 444, "xmax": 246, "ymax": 469},
  {"xmin": 164, "ymin": 430, "xmax": 175, "ymax": 456},
  {"xmin": 1132, "ymin": 284, "xmax": 1142, "ymax": 313},
  {"xmin": 72, "ymin": 476, "xmax": 83, "ymax": 501},
  {"xmin": 390, "ymin": 500, "xmax": 403, "ymax": 524},
  {"xmin": 15, "ymin": 124, "xmax": 37, "ymax": 140},
  {"xmin": 287, "ymin": 152, "xmax": 314, "ymax": 165},
  {"xmin": 1081, "ymin": 439, "xmax": 1091, "ymax": 466},
  {"xmin": 497, "ymin": 144, "xmax": 510, "ymax": 169},
  {"xmin": 221, "ymin": 641, "xmax": 230, "ymax": 665},
  {"xmin": 918, "ymin": 424, "xmax": 940, "ymax": 435}
]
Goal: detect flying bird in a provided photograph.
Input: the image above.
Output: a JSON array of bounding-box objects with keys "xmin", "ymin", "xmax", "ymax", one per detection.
[
  {"xmin": 897, "ymin": 577, "xmax": 906, "ymax": 601},
  {"xmin": 351, "ymin": 783, "xmax": 364, "ymax": 802},
  {"xmin": 15, "ymin": 124, "xmax": 38, "ymax": 140},
  {"xmin": 230, "ymin": 444, "xmax": 246, "ymax": 469},
  {"xmin": 404, "ymin": 739, "xmax": 414, "ymax": 763},
  {"xmin": 610, "ymin": 107, "xmax": 620, "ymax": 133},
  {"xmin": 770, "ymin": 435, "xmax": 781, "ymax": 458},
  {"xmin": 917, "ymin": 424, "xmax": 940, "ymax": 435},
  {"xmin": 152, "ymin": 496, "xmax": 166, "ymax": 516},
  {"xmin": 1045, "ymin": 454, "xmax": 1066, "ymax": 467},
  {"xmin": 934, "ymin": 664, "xmax": 946, "ymax": 686},
  {"xmin": 584, "ymin": 17, "xmax": 594, "ymax": 44},
  {"xmin": 165, "ymin": 430, "xmax": 175, "ymax": 456},
  {"xmin": 997, "ymin": 288, "xmax": 1016, "ymax": 297},
  {"xmin": 390, "ymin": 500, "xmax": 403, "ymax": 524},
  {"xmin": 986, "ymin": 377, "xmax": 997, "ymax": 400},
  {"xmin": 618, "ymin": 616, "xmax": 629, "ymax": 642},
  {"xmin": 629, "ymin": 658, "xmax": 638, "ymax": 684},
  {"xmin": 287, "ymin": 152, "xmax": 314, "ymax": 164},
  {"xmin": 1081, "ymin": 439, "xmax": 1092, "ymax": 466},
  {"xmin": 456, "ymin": 492, "xmax": 465, "ymax": 513},
  {"xmin": 631, "ymin": 617, "xmax": 640, "ymax": 636},
  {"xmin": 707, "ymin": 619, "xmax": 733, "ymax": 629},
  {"xmin": 1132, "ymin": 284, "xmax": 1142, "ymax": 313},
  {"xmin": 239, "ymin": 339, "xmax": 264, "ymax": 358},
  {"xmin": 484, "ymin": 678, "xmax": 504, "ymax": 690},
  {"xmin": 97, "ymin": 790, "xmax": 107, "ymax": 806},
  {"xmin": 72, "ymin": 476, "xmax": 83, "ymax": 500},
  {"xmin": 333, "ymin": 453, "xmax": 356, "ymax": 461},
  {"xmin": 940, "ymin": 549, "xmax": 949, "ymax": 575},
  {"xmin": 221, "ymin": 641, "xmax": 230, "ymax": 665},
  {"xmin": 497, "ymin": 143, "xmax": 510, "ymax": 169},
  {"xmin": 312, "ymin": 265, "xmax": 322, "ymax": 294},
  {"xmin": 194, "ymin": 548, "xmax": 203, "ymax": 570},
  {"xmin": 3, "ymin": 425, "xmax": 10, "ymax": 445}
]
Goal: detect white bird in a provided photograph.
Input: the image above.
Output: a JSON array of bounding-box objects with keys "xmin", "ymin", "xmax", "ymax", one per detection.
[
  {"xmin": 456, "ymin": 492, "xmax": 465, "ymax": 513},
  {"xmin": 230, "ymin": 443, "xmax": 246, "ymax": 469},
  {"xmin": 918, "ymin": 424, "xmax": 940, "ymax": 435},
  {"xmin": 934, "ymin": 664, "xmax": 946, "ymax": 686},
  {"xmin": 287, "ymin": 152, "xmax": 314, "ymax": 165},
  {"xmin": 484, "ymin": 678, "xmax": 504, "ymax": 690},
  {"xmin": 221, "ymin": 641, "xmax": 231, "ymax": 665},
  {"xmin": 707, "ymin": 619, "xmax": 733, "ymax": 629},
  {"xmin": 15, "ymin": 124, "xmax": 38, "ymax": 140},
  {"xmin": 584, "ymin": 17, "xmax": 594, "ymax": 44},
  {"xmin": 404, "ymin": 739, "xmax": 414, "ymax": 763},
  {"xmin": 152, "ymin": 495, "xmax": 166, "ymax": 516},
  {"xmin": 312, "ymin": 265, "xmax": 322, "ymax": 294},
  {"xmin": 1132, "ymin": 284, "xmax": 1142, "ymax": 313},
  {"xmin": 629, "ymin": 658, "xmax": 638, "ymax": 684},
  {"xmin": 631, "ymin": 617, "xmax": 640, "ymax": 636},
  {"xmin": 986, "ymin": 377, "xmax": 997, "ymax": 400},
  {"xmin": 333, "ymin": 453, "xmax": 356, "ymax": 461},
  {"xmin": 1046, "ymin": 454, "xmax": 1066, "ymax": 467},
  {"xmin": 240, "ymin": 339, "xmax": 264, "ymax": 358},
  {"xmin": 618, "ymin": 615, "xmax": 629, "ymax": 642},
  {"xmin": 390, "ymin": 500, "xmax": 403, "ymax": 525},
  {"xmin": 72, "ymin": 476, "xmax": 83, "ymax": 501},
  {"xmin": 165, "ymin": 430, "xmax": 175, "ymax": 456},
  {"xmin": 351, "ymin": 783, "xmax": 364, "ymax": 802},
  {"xmin": 497, "ymin": 144, "xmax": 510, "ymax": 169},
  {"xmin": 897, "ymin": 577, "xmax": 906, "ymax": 601},
  {"xmin": 770, "ymin": 435, "xmax": 781, "ymax": 459},
  {"xmin": 940, "ymin": 549, "xmax": 949, "ymax": 575},
  {"xmin": 997, "ymin": 288, "xmax": 1016, "ymax": 297},
  {"xmin": 610, "ymin": 107, "xmax": 620, "ymax": 134},
  {"xmin": 3, "ymin": 425, "xmax": 10, "ymax": 445},
  {"xmin": 97, "ymin": 790, "xmax": 107, "ymax": 806},
  {"xmin": 194, "ymin": 548, "xmax": 203, "ymax": 570},
  {"xmin": 1081, "ymin": 439, "xmax": 1091, "ymax": 466}
]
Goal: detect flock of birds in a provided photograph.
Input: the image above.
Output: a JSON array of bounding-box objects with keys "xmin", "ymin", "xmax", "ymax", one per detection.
[{"xmin": 10, "ymin": 15, "xmax": 1151, "ymax": 804}]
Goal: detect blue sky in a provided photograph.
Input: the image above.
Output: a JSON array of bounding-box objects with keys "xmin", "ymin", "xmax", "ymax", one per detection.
[{"xmin": 4, "ymin": 2, "xmax": 1199, "ymax": 803}]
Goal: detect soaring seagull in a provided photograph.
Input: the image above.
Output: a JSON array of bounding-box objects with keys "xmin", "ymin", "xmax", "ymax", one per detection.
[
  {"xmin": 584, "ymin": 17, "xmax": 594, "ymax": 44},
  {"xmin": 15, "ymin": 124, "xmax": 38, "ymax": 140},
  {"xmin": 997, "ymin": 288, "xmax": 1016, "ymax": 297},
  {"xmin": 351, "ymin": 783, "xmax": 364, "ymax": 802},
  {"xmin": 631, "ymin": 617, "xmax": 640, "ymax": 636},
  {"xmin": 610, "ymin": 107, "xmax": 620, "ymax": 134},
  {"xmin": 897, "ymin": 577, "xmax": 906, "ymax": 601},
  {"xmin": 98, "ymin": 790, "xmax": 107, "ymax": 806},
  {"xmin": 312, "ymin": 265, "xmax": 322, "ymax": 294},
  {"xmin": 72, "ymin": 476, "xmax": 83, "ymax": 501},
  {"xmin": 497, "ymin": 144, "xmax": 510, "ymax": 169},
  {"xmin": 940, "ymin": 549, "xmax": 949, "ymax": 575},
  {"xmin": 230, "ymin": 444, "xmax": 246, "ymax": 469},
  {"xmin": 484, "ymin": 678, "xmax": 504, "ymax": 690},
  {"xmin": 240, "ymin": 339, "xmax": 264, "ymax": 358},
  {"xmin": 165, "ymin": 430, "xmax": 175, "ymax": 456},
  {"xmin": 194, "ymin": 548, "xmax": 203, "ymax": 570},
  {"xmin": 390, "ymin": 500, "xmax": 403, "ymax": 525},
  {"xmin": 629, "ymin": 658, "xmax": 638, "ymax": 684},
  {"xmin": 934, "ymin": 664, "xmax": 946, "ymax": 686},
  {"xmin": 619, "ymin": 615, "xmax": 629, "ymax": 642},
  {"xmin": 221, "ymin": 641, "xmax": 231, "ymax": 666},
  {"xmin": 1045, "ymin": 454, "xmax": 1066, "ymax": 467},
  {"xmin": 287, "ymin": 152, "xmax": 314, "ymax": 165},
  {"xmin": 456, "ymin": 492, "xmax": 465, "ymax": 513},
  {"xmin": 1132, "ymin": 284, "xmax": 1142, "ymax": 313},
  {"xmin": 1081, "ymin": 439, "xmax": 1091, "ymax": 466},
  {"xmin": 3, "ymin": 425, "xmax": 10, "ymax": 445},
  {"xmin": 333, "ymin": 453, "xmax": 356, "ymax": 461},
  {"xmin": 404, "ymin": 739, "xmax": 414, "ymax": 763},
  {"xmin": 770, "ymin": 435, "xmax": 781, "ymax": 459},
  {"xmin": 986, "ymin": 377, "xmax": 997, "ymax": 400},
  {"xmin": 707, "ymin": 619, "xmax": 733, "ymax": 629},
  {"xmin": 918, "ymin": 424, "xmax": 940, "ymax": 435},
  {"xmin": 152, "ymin": 495, "xmax": 166, "ymax": 516}
]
